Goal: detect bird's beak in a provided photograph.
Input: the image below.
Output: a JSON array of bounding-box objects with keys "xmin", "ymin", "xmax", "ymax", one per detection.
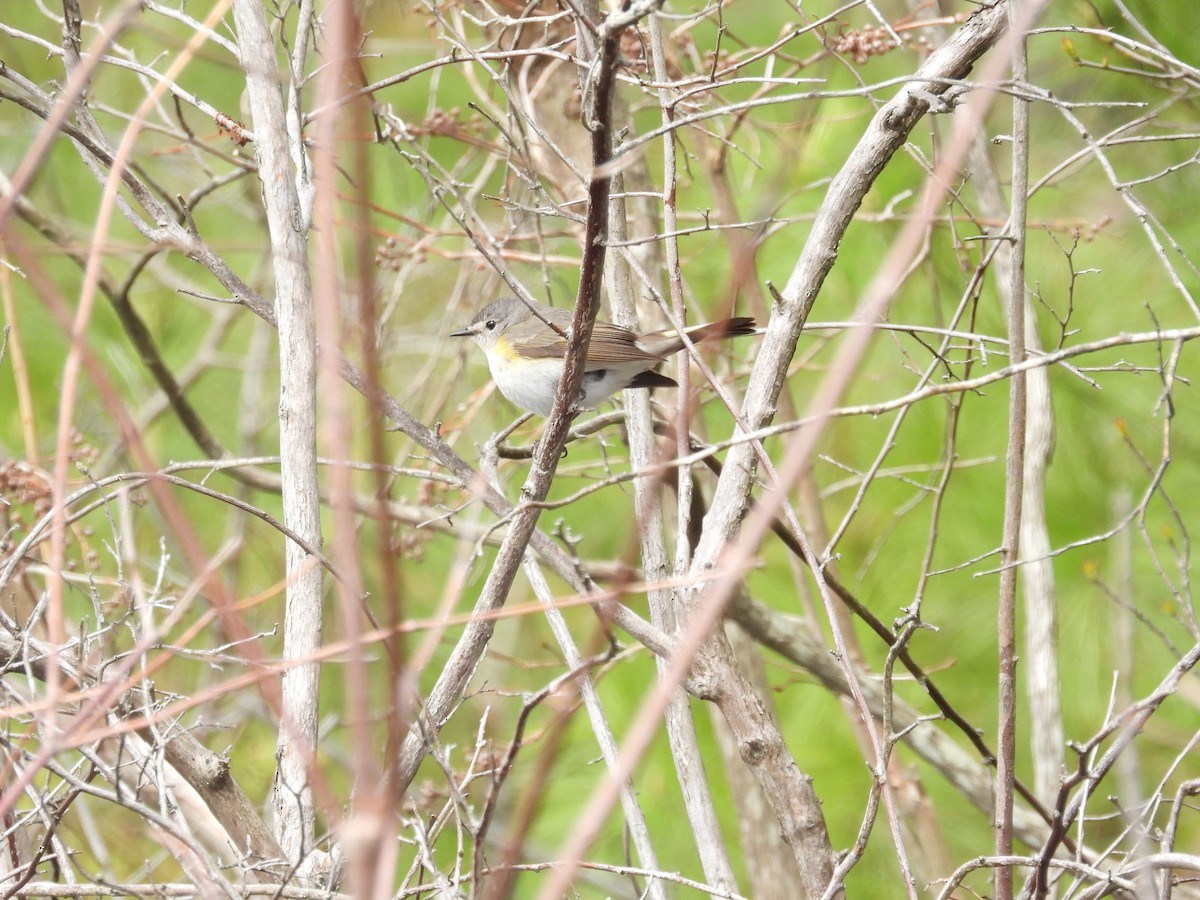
[{"xmin": 449, "ymin": 325, "xmax": 474, "ymax": 338}]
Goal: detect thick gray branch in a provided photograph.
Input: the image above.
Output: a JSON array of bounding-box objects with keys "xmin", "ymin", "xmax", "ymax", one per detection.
[{"xmin": 230, "ymin": 0, "xmax": 324, "ymax": 872}]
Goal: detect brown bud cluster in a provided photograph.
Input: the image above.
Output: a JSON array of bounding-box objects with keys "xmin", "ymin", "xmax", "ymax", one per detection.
[
  {"xmin": 0, "ymin": 460, "xmax": 53, "ymax": 527},
  {"xmin": 375, "ymin": 235, "xmax": 422, "ymax": 271},
  {"xmin": 832, "ymin": 22, "xmax": 930, "ymax": 63},
  {"xmin": 0, "ymin": 430, "xmax": 98, "ymax": 539}
]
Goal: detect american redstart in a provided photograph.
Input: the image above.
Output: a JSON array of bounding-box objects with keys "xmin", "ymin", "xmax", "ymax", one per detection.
[{"xmin": 451, "ymin": 297, "xmax": 755, "ymax": 415}]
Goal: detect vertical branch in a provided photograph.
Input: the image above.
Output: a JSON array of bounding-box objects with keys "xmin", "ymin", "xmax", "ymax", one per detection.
[
  {"xmin": 995, "ymin": 2, "xmax": 1031, "ymax": 896},
  {"xmin": 393, "ymin": 0, "xmax": 652, "ymax": 795},
  {"xmin": 310, "ymin": 0, "xmax": 392, "ymax": 892},
  {"xmin": 616, "ymin": 13, "xmax": 740, "ymax": 894},
  {"xmin": 1111, "ymin": 487, "xmax": 1153, "ymax": 897},
  {"xmin": 230, "ymin": 0, "xmax": 323, "ymax": 872},
  {"xmin": 711, "ymin": 624, "xmax": 807, "ymax": 897},
  {"xmin": 286, "ymin": 0, "xmax": 318, "ymax": 223},
  {"xmin": 966, "ymin": 127, "xmax": 1063, "ymax": 815},
  {"xmin": 1019, "ymin": 293, "xmax": 1061, "ymax": 809},
  {"xmin": 605, "ymin": 175, "xmax": 681, "ymax": 900},
  {"xmin": 645, "ymin": 16, "xmax": 693, "ymax": 569}
]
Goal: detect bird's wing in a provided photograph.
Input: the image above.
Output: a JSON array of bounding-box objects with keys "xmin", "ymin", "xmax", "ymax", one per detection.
[{"xmin": 521, "ymin": 320, "xmax": 663, "ymax": 366}]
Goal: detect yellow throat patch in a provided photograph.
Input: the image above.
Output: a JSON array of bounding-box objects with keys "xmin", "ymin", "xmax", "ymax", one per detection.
[{"xmin": 493, "ymin": 335, "xmax": 522, "ymax": 362}]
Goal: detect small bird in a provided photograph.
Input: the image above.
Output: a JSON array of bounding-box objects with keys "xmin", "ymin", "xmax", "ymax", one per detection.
[{"xmin": 450, "ymin": 297, "xmax": 756, "ymax": 416}]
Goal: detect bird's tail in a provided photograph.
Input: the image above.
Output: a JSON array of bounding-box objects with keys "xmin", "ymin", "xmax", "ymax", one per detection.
[{"xmin": 643, "ymin": 317, "xmax": 757, "ymax": 356}]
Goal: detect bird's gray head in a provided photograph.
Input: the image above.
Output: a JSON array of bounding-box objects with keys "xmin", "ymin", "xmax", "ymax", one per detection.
[{"xmin": 449, "ymin": 297, "xmax": 527, "ymax": 348}]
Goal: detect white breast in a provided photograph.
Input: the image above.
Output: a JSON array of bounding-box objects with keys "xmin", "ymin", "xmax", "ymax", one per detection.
[{"xmin": 488, "ymin": 353, "xmax": 565, "ymax": 416}]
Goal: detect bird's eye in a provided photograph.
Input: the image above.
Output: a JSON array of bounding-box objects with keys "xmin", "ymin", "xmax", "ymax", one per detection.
[{"xmin": 485, "ymin": 320, "xmax": 497, "ymax": 330}]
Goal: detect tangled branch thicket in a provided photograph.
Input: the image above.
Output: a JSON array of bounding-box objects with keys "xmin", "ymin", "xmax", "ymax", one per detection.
[{"xmin": 2, "ymin": 1, "xmax": 1200, "ymax": 897}]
